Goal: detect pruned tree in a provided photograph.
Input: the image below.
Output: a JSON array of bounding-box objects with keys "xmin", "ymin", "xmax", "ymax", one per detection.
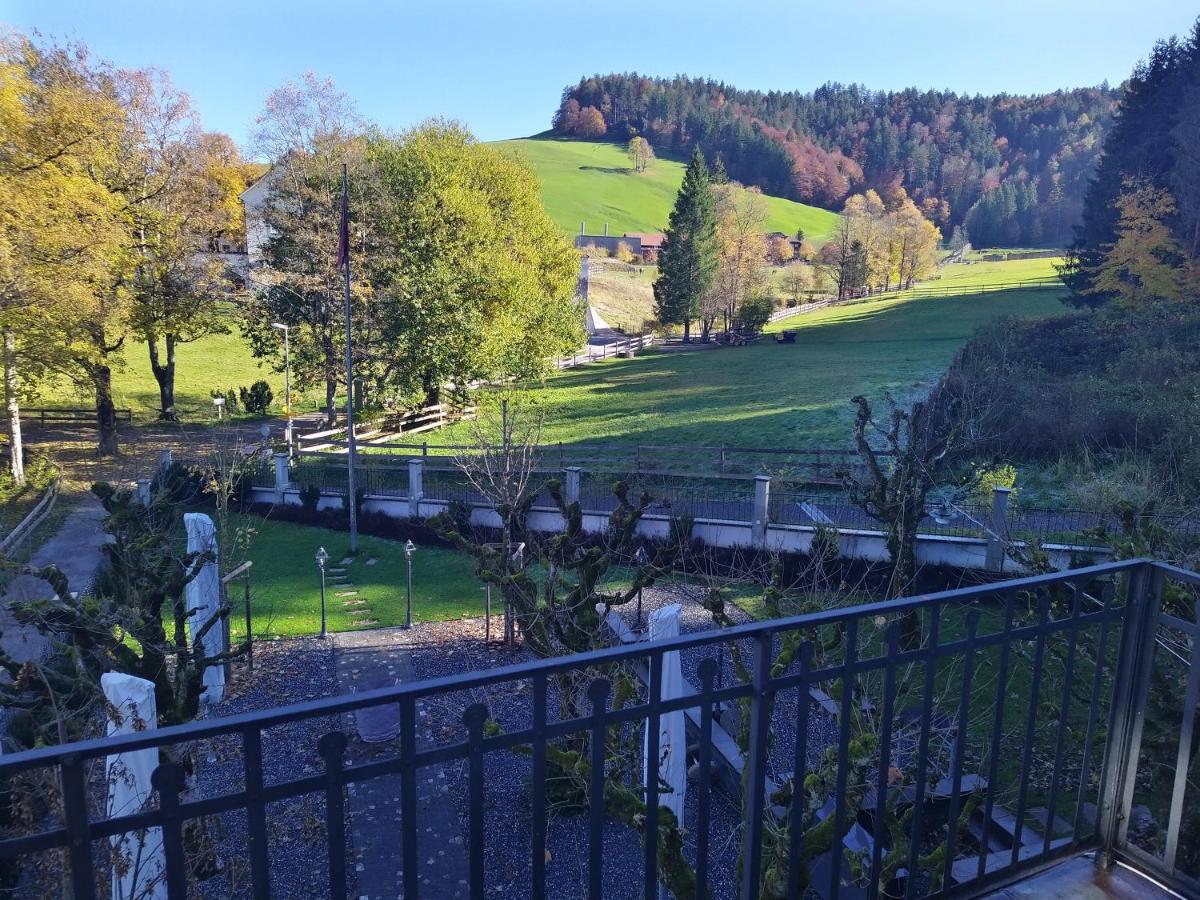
[
  {"xmin": 840, "ymin": 394, "xmax": 960, "ymax": 643},
  {"xmin": 0, "ymin": 473, "xmax": 245, "ymax": 750},
  {"xmin": 432, "ymin": 402, "xmax": 702, "ymax": 895}
]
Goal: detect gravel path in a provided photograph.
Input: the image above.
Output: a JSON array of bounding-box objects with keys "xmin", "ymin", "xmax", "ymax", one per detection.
[{"xmin": 190, "ymin": 586, "xmax": 843, "ymax": 899}]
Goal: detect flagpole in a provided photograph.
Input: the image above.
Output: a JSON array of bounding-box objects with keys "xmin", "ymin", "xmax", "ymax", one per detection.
[{"xmin": 341, "ymin": 162, "xmax": 359, "ymax": 554}]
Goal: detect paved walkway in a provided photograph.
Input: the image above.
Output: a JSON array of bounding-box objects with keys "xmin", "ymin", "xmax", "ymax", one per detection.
[
  {"xmin": 0, "ymin": 492, "xmax": 110, "ymax": 664},
  {"xmin": 332, "ymin": 627, "xmax": 469, "ymax": 899}
]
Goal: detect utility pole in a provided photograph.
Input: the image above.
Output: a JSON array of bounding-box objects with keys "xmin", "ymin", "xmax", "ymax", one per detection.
[{"xmin": 338, "ymin": 162, "xmax": 359, "ymax": 553}]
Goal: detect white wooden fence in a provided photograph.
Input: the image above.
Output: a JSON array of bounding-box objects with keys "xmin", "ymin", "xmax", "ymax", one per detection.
[{"xmin": 0, "ymin": 478, "xmax": 60, "ymax": 556}]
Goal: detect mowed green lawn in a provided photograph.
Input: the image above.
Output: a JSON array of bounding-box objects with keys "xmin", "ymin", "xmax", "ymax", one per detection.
[
  {"xmin": 440, "ymin": 284, "xmax": 1068, "ymax": 448},
  {"xmin": 495, "ymin": 135, "xmax": 840, "ymax": 241},
  {"xmin": 228, "ymin": 515, "xmax": 482, "ymax": 639},
  {"xmin": 39, "ymin": 330, "xmax": 301, "ymax": 424}
]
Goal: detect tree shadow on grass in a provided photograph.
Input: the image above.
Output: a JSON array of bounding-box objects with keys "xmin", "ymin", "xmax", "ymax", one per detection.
[{"xmin": 578, "ymin": 166, "xmax": 635, "ymax": 175}]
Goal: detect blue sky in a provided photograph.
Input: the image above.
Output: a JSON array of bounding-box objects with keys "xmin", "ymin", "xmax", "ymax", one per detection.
[{"xmin": 3, "ymin": 1, "xmax": 1195, "ymax": 154}]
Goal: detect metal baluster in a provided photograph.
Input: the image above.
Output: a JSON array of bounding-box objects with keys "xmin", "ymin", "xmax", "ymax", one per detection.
[
  {"xmin": 318, "ymin": 732, "xmax": 349, "ymax": 900},
  {"xmin": 400, "ymin": 694, "xmax": 419, "ymax": 899},
  {"xmin": 60, "ymin": 755, "xmax": 97, "ymax": 900},
  {"xmin": 979, "ymin": 596, "xmax": 1015, "ymax": 882},
  {"xmin": 1073, "ymin": 581, "xmax": 1116, "ymax": 842},
  {"xmin": 644, "ymin": 651, "xmax": 664, "ymax": 900},
  {"xmin": 531, "ymin": 672, "xmax": 548, "ymax": 900},
  {"xmin": 588, "ymin": 678, "xmax": 611, "ymax": 898},
  {"xmin": 1163, "ymin": 596, "xmax": 1200, "ymax": 871},
  {"xmin": 904, "ymin": 603, "xmax": 941, "ymax": 900},
  {"xmin": 1012, "ymin": 592, "xmax": 1051, "ymax": 866},
  {"xmin": 867, "ymin": 628, "xmax": 899, "ymax": 900},
  {"xmin": 787, "ymin": 642, "xmax": 815, "ymax": 899},
  {"xmin": 696, "ymin": 658, "xmax": 718, "ymax": 900},
  {"xmin": 942, "ymin": 610, "xmax": 979, "ymax": 887},
  {"xmin": 1044, "ymin": 588, "xmax": 1084, "ymax": 855},
  {"xmin": 151, "ymin": 763, "xmax": 188, "ymax": 899},
  {"xmin": 243, "ymin": 729, "xmax": 272, "ymax": 899},
  {"xmin": 740, "ymin": 629, "xmax": 775, "ymax": 900},
  {"xmin": 829, "ymin": 619, "xmax": 859, "ymax": 900},
  {"xmin": 465, "ymin": 703, "xmax": 488, "ymax": 899}
]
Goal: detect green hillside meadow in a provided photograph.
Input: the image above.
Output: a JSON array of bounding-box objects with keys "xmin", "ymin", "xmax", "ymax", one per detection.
[{"xmin": 495, "ymin": 136, "xmax": 840, "ymax": 241}]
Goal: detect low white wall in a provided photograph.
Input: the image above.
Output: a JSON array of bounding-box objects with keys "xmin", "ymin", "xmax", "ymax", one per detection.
[{"xmin": 249, "ymin": 487, "xmax": 1107, "ymax": 573}]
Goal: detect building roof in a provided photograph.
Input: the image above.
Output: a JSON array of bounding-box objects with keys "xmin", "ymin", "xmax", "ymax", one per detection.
[{"xmin": 623, "ymin": 232, "xmax": 665, "ymax": 248}]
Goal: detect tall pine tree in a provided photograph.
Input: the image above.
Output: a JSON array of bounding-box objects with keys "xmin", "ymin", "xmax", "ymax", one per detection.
[{"xmin": 654, "ymin": 147, "xmax": 719, "ymax": 342}]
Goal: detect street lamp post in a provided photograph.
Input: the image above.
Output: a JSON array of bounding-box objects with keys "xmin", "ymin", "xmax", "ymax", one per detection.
[
  {"xmin": 633, "ymin": 545, "xmax": 648, "ymax": 631},
  {"xmin": 271, "ymin": 323, "xmax": 292, "ymax": 457},
  {"xmin": 315, "ymin": 546, "xmax": 329, "ymax": 638},
  {"xmin": 403, "ymin": 540, "xmax": 415, "ymax": 629}
]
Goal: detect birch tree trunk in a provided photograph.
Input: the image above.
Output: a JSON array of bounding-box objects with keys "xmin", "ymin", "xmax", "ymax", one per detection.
[{"xmin": 3, "ymin": 328, "xmax": 23, "ymax": 484}]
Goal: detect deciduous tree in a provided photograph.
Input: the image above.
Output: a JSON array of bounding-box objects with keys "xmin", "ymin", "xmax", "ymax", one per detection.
[
  {"xmin": 367, "ymin": 121, "xmax": 582, "ymax": 404},
  {"xmin": 1086, "ymin": 180, "xmax": 1191, "ymax": 305},
  {"xmin": 627, "ymin": 135, "xmax": 654, "ymax": 173}
]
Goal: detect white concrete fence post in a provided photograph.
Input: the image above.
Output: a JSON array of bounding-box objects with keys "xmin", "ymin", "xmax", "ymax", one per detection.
[
  {"xmin": 135, "ymin": 479, "xmax": 151, "ymax": 506},
  {"xmin": 157, "ymin": 448, "xmax": 173, "ymax": 478},
  {"xmin": 752, "ymin": 475, "xmax": 771, "ymax": 548},
  {"xmin": 273, "ymin": 452, "xmax": 289, "ymax": 506},
  {"xmin": 564, "ymin": 467, "xmax": 582, "ymax": 506},
  {"xmin": 985, "ymin": 486, "xmax": 1012, "ymax": 572},
  {"xmin": 408, "ymin": 458, "xmax": 424, "ymax": 518}
]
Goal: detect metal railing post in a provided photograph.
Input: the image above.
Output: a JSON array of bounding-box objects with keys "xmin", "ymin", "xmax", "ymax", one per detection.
[
  {"xmin": 1097, "ymin": 562, "xmax": 1164, "ymax": 864},
  {"xmin": 752, "ymin": 475, "xmax": 771, "ymax": 548},
  {"xmin": 273, "ymin": 451, "xmax": 289, "ymax": 505},
  {"xmin": 564, "ymin": 466, "xmax": 582, "ymax": 507},
  {"xmin": 407, "ymin": 458, "xmax": 423, "ymax": 519}
]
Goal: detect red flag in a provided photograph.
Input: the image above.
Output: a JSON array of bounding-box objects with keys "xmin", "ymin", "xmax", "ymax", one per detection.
[{"xmin": 336, "ymin": 165, "xmax": 349, "ymax": 271}]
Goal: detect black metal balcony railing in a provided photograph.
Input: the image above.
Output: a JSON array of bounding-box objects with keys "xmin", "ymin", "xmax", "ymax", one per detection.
[{"xmin": 2, "ymin": 559, "xmax": 1199, "ymax": 899}]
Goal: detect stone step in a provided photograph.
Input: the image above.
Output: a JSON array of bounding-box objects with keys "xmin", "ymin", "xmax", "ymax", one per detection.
[
  {"xmin": 351, "ymin": 618, "xmax": 378, "ymax": 627},
  {"xmin": 336, "ymin": 590, "xmax": 359, "ymax": 597},
  {"xmin": 342, "ymin": 599, "xmax": 368, "ymax": 607}
]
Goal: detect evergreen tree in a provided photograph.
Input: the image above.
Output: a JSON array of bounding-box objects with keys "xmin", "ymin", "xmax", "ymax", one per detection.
[{"xmin": 653, "ymin": 147, "xmax": 719, "ymax": 341}]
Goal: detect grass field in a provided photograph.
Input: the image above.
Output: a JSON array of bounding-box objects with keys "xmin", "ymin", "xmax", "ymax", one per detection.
[
  {"xmin": 40, "ymin": 330, "xmax": 300, "ymax": 424},
  {"xmin": 495, "ymin": 135, "xmax": 840, "ymax": 241},
  {"xmin": 229, "ymin": 515, "xmax": 482, "ymax": 639},
  {"xmin": 439, "ymin": 281, "xmax": 1068, "ymax": 449}
]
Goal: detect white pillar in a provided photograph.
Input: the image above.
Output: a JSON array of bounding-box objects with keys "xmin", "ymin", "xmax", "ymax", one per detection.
[
  {"xmin": 752, "ymin": 475, "xmax": 771, "ymax": 547},
  {"xmin": 136, "ymin": 479, "xmax": 151, "ymax": 505},
  {"xmin": 564, "ymin": 467, "xmax": 582, "ymax": 506},
  {"xmin": 408, "ymin": 458, "xmax": 423, "ymax": 518},
  {"xmin": 102, "ymin": 672, "xmax": 166, "ymax": 900},
  {"xmin": 644, "ymin": 604, "xmax": 686, "ymax": 827},
  {"xmin": 273, "ymin": 451, "xmax": 289, "ymax": 505},
  {"xmin": 157, "ymin": 448, "xmax": 172, "ymax": 477},
  {"xmin": 184, "ymin": 513, "xmax": 225, "ymax": 705},
  {"xmin": 986, "ymin": 487, "xmax": 1012, "ymax": 572}
]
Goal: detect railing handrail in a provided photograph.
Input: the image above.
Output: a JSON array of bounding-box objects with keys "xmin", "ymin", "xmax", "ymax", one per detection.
[{"xmin": 0, "ymin": 557, "xmax": 1150, "ymax": 774}]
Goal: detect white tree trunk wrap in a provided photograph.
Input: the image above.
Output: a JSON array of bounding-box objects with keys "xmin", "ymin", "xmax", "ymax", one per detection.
[
  {"xmin": 644, "ymin": 603, "xmax": 687, "ymax": 825},
  {"xmin": 184, "ymin": 512, "xmax": 224, "ymax": 705},
  {"xmin": 102, "ymin": 672, "xmax": 166, "ymax": 900}
]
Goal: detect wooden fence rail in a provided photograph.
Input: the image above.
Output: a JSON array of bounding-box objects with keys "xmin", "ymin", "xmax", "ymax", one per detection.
[
  {"xmin": 23, "ymin": 407, "xmax": 132, "ymax": 426},
  {"xmin": 0, "ymin": 478, "xmax": 59, "ymax": 556}
]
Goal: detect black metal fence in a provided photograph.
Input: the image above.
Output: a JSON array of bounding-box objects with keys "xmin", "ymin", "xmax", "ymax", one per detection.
[{"xmin": 3, "ymin": 559, "xmax": 1199, "ymax": 898}]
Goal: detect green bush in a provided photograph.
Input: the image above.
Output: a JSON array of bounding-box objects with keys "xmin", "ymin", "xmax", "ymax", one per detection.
[
  {"xmin": 735, "ymin": 294, "xmax": 774, "ymax": 334},
  {"xmin": 239, "ymin": 380, "xmax": 274, "ymax": 416},
  {"xmin": 299, "ymin": 483, "xmax": 321, "ymax": 514}
]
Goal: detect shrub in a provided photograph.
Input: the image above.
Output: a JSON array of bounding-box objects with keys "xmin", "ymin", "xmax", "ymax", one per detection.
[
  {"xmin": 299, "ymin": 483, "xmax": 321, "ymax": 514},
  {"xmin": 239, "ymin": 380, "xmax": 274, "ymax": 416},
  {"xmin": 735, "ymin": 294, "xmax": 775, "ymax": 334}
]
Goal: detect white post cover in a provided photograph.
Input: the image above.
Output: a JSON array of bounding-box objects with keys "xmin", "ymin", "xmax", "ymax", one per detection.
[
  {"xmin": 184, "ymin": 512, "xmax": 224, "ymax": 705},
  {"xmin": 644, "ymin": 603, "xmax": 687, "ymax": 827},
  {"xmin": 102, "ymin": 672, "xmax": 166, "ymax": 900}
]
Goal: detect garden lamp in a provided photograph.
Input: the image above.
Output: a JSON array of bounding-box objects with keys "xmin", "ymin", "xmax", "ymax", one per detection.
[
  {"xmin": 403, "ymin": 540, "xmax": 416, "ymax": 629},
  {"xmin": 315, "ymin": 546, "xmax": 329, "ymax": 638}
]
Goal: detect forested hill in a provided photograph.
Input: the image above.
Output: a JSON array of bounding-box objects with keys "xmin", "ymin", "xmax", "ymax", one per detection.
[{"xmin": 552, "ymin": 75, "xmax": 1117, "ymax": 246}]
